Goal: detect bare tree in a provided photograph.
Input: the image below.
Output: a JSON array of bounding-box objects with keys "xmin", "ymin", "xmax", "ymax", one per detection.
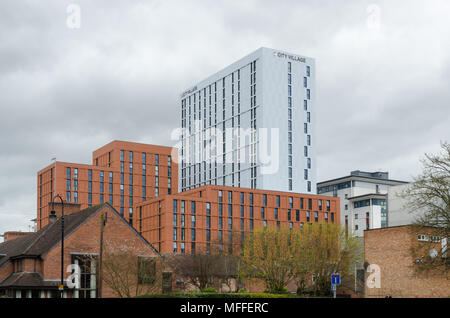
[
  {"xmin": 402, "ymin": 141, "xmax": 449, "ymax": 272},
  {"xmin": 165, "ymin": 247, "xmax": 217, "ymax": 291},
  {"xmin": 98, "ymin": 242, "xmax": 162, "ymax": 298}
]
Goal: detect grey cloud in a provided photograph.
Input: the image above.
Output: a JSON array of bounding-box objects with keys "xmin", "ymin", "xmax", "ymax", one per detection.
[{"xmin": 1, "ymin": 0, "xmax": 449, "ymax": 238}]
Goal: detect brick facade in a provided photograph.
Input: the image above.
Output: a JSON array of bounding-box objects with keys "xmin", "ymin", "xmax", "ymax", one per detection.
[
  {"xmin": 136, "ymin": 185, "xmax": 340, "ymax": 254},
  {"xmin": 0, "ymin": 204, "xmax": 160, "ymax": 298},
  {"xmin": 37, "ymin": 140, "xmax": 178, "ymax": 230},
  {"xmin": 364, "ymin": 225, "xmax": 449, "ymax": 298}
]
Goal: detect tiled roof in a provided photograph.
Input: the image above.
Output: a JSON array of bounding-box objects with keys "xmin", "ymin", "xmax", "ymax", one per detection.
[
  {"xmin": 0, "ymin": 204, "xmax": 105, "ymax": 268},
  {"xmin": 0, "ymin": 272, "xmax": 58, "ymax": 288}
]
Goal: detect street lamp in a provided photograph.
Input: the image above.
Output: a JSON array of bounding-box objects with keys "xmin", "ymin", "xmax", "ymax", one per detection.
[{"xmin": 50, "ymin": 194, "xmax": 65, "ymax": 298}]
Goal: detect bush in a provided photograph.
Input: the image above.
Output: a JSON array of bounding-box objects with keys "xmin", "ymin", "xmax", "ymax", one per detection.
[
  {"xmin": 264, "ymin": 287, "xmax": 288, "ymax": 294},
  {"xmin": 200, "ymin": 287, "xmax": 217, "ymax": 293},
  {"xmin": 136, "ymin": 292, "xmax": 297, "ymax": 298}
]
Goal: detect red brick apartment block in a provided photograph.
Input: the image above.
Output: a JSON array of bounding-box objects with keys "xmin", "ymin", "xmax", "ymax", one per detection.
[
  {"xmin": 0, "ymin": 203, "xmax": 159, "ymax": 298},
  {"xmin": 136, "ymin": 185, "xmax": 340, "ymax": 254},
  {"xmin": 364, "ymin": 225, "xmax": 449, "ymax": 298},
  {"xmin": 37, "ymin": 140, "xmax": 178, "ymax": 230}
]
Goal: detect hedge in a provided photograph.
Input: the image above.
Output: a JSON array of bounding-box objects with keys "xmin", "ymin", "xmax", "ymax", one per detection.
[{"xmin": 136, "ymin": 292, "xmax": 297, "ymax": 298}]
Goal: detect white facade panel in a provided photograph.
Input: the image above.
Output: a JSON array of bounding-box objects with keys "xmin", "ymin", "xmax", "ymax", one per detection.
[{"xmin": 179, "ymin": 47, "xmax": 316, "ymax": 193}]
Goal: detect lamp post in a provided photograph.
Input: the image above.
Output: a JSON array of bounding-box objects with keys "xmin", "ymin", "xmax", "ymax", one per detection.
[
  {"xmin": 50, "ymin": 194, "xmax": 64, "ymax": 298},
  {"xmin": 98, "ymin": 212, "xmax": 108, "ymax": 298}
]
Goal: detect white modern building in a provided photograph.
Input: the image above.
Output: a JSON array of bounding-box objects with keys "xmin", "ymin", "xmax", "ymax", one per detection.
[
  {"xmin": 317, "ymin": 170, "xmax": 409, "ymax": 237},
  {"xmin": 179, "ymin": 47, "xmax": 316, "ymax": 193},
  {"xmin": 387, "ymin": 183, "xmax": 427, "ymax": 227}
]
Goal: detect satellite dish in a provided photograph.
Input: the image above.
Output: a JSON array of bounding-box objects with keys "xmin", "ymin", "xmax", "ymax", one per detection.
[{"xmin": 429, "ymin": 248, "xmax": 438, "ymax": 258}]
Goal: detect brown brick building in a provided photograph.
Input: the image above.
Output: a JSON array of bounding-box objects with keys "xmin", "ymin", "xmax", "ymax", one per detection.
[
  {"xmin": 364, "ymin": 225, "xmax": 449, "ymax": 298},
  {"xmin": 136, "ymin": 185, "xmax": 340, "ymax": 254},
  {"xmin": 37, "ymin": 140, "xmax": 178, "ymax": 230},
  {"xmin": 0, "ymin": 203, "xmax": 160, "ymax": 298}
]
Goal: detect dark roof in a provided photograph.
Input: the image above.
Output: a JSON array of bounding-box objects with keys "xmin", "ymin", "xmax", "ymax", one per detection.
[
  {"xmin": 317, "ymin": 174, "xmax": 409, "ymax": 186},
  {"xmin": 0, "ymin": 204, "xmax": 105, "ymax": 268},
  {"xmin": 0, "ymin": 272, "xmax": 59, "ymax": 288},
  {"xmin": 347, "ymin": 193, "xmax": 387, "ymax": 201}
]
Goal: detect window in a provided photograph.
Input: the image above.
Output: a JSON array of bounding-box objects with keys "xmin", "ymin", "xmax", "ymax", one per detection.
[
  {"xmin": 138, "ymin": 257, "xmax": 156, "ymax": 285},
  {"xmin": 155, "ymin": 154, "xmax": 159, "ymax": 164},
  {"xmin": 304, "ymin": 77, "xmax": 307, "ymax": 87},
  {"xmin": 74, "ymin": 168, "xmax": 78, "ymax": 179},
  {"xmin": 173, "ymin": 214, "xmax": 177, "ymax": 226},
  {"xmin": 74, "ymin": 192, "xmax": 78, "ymax": 203},
  {"xmin": 418, "ymin": 234, "xmax": 428, "ymax": 242},
  {"xmin": 274, "ymin": 208, "xmax": 278, "ymax": 220},
  {"xmin": 191, "ymin": 201, "xmax": 196, "ymax": 213},
  {"xmin": 307, "ymin": 89, "xmax": 311, "ymax": 100},
  {"xmin": 228, "ymin": 191, "xmax": 232, "ymax": 203},
  {"xmin": 307, "ymin": 65, "xmax": 310, "ymax": 76},
  {"xmin": 314, "ymin": 211, "xmax": 318, "ymax": 222},
  {"xmin": 206, "ymin": 202, "xmax": 211, "ymax": 215},
  {"xmin": 261, "ymin": 207, "xmax": 265, "ymax": 219},
  {"xmin": 66, "ymin": 191, "xmax": 71, "ymax": 202},
  {"xmin": 218, "ymin": 190, "xmax": 223, "ymax": 202},
  {"xmin": 66, "ymin": 167, "xmax": 71, "ymax": 179},
  {"xmin": 173, "ymin": 200, "xmax": 177, "ymax": 212},
  {"xmin": 191, "ymin": 215, "xmax": 196, "ymax": 227},
  {"xmin": 120, "ymin": 150, "xmax": 124, "ymax": 161},
  {"xmin": 206, "ymin": 216, "xmax": 211, "ymax": 228},
  {"xmin": 72, "ymin": 255, "xmax": 97, "ymax": 298},
  {"xmin": 100, "ymin": 170, "xmax": 104, "ymax": 182},
  {"xmin": 240, "ymin": 192, "xmax": 244, "ymax": 204},
  {"xmin": 296, "ymin": 210, "xmax": 300, "ymax": 221}
]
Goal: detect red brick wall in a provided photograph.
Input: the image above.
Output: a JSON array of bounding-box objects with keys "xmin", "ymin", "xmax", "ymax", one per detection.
[
  {"xmin": 42, "ymin": 205, "xmax": 159, "ymax": 297},
  {"xmin": 364, "ymin": 226, "xmax": 450, "ymax": 298},
  {"xmin": 37, "ymin": 141, "xmax": 178, "ymax": 230},
  {"xmin": 137, "ymin": 185, "xmax": 340, "ymax": 254}
]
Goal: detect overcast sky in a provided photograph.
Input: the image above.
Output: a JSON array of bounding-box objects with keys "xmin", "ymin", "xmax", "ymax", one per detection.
[{"xmin": 0, "ymin": 0, "xmax": 449, "ymax": 238}]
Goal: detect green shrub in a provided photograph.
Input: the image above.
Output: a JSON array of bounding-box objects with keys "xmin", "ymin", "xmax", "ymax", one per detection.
[
  {"xmin": 136, "ymin": 292, "xmax": 296, "ymax": 298},
  {"xmin": 264, "ymin": 287, "xmax": 289, "ymax": 294},
  {"xmin": 200, "ymin": 287, "xmax": 217, "ymax": 293}
]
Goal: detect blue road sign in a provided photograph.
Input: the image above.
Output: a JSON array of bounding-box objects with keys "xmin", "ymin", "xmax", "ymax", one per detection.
[{"xmin": 331, "ymin": 274, "xmax": 341, "ymax": 285}]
